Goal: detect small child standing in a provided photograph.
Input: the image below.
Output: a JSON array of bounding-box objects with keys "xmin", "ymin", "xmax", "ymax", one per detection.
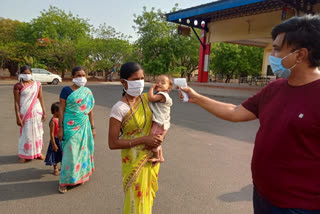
[
  {"xmin": 44, "ymin": 102, "xmax": 63, "ymax": 176},
  {"xmin": 148, "ymin": 75, "xmax": 173, "ymax": 163}
]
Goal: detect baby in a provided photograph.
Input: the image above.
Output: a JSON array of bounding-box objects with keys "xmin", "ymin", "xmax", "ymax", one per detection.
[{"xmin": 148, "ymin": 75, "xmax": 173, "ymax": 162}]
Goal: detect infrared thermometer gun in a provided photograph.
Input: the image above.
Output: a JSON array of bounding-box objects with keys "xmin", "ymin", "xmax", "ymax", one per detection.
[{"xmin": 174, "ymin": 78, "xmax": 189, "ymax": 102}]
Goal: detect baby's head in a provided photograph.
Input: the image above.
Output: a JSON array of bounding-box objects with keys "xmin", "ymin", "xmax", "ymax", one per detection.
[{"xmin": 155, "ymin": 75, "xmax": 173, "ymax": 92}]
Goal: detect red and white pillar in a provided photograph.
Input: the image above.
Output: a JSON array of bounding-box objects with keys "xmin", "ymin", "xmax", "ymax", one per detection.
[{"xmin": 197, "ymin": 30, "xmax": 211, "ymax": 83}]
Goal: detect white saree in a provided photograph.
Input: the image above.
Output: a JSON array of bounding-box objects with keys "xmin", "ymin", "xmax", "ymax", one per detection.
[{"xmin": 18, "ymin": 81, "xmax": 44, "ymax": 159}]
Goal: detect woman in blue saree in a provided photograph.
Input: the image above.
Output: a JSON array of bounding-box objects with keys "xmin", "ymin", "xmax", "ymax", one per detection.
[{"xmin": 57, "ymin": 66, "xmax": 95, "ymax": 193}]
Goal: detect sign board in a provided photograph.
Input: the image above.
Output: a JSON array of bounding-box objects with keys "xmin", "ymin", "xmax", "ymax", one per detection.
[{"xmin": 178, "ymin": 25, "xmax": 191, "ymax": 37}]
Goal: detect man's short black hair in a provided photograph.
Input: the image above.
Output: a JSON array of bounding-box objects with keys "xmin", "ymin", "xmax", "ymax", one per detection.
[{"xmin": 271, "ymin": 15, "xmax": 320, "ymax": 67}]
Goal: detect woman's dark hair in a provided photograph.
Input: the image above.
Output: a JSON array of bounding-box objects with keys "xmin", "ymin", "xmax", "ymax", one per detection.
[
  {"xmin": 51, "ymin": 102, "xmax": 60, "ymax": 114},
  {"xmin": 271, "ymin": 15, "xmax": 320, "ymax": 67},
  {"xmin": 20, "ymin": 65, "xmax": 32, "ymax": 74},
  {"xmin": 120, "ymin": 62, "xmax": 142, "ymax": 80},
  {"xmin": 120, "ymin": 62, "xmax": 143, "ymax": 96},
  {"xmin": 72, "ymin": 66, "xmax": 85, "ymax": 76}
]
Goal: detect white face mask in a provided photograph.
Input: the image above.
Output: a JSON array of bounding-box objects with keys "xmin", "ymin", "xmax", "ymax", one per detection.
[
  {"xmin": 124, "ymin": 79, "xmax": 144, "ymax": 96},
  {"xmin": 73, "ymin": 77, "xmax": 87, "ymax": 87},
  {"xmin": 20, "ymin": 74, "xmax": 32, "ymax": 81}
]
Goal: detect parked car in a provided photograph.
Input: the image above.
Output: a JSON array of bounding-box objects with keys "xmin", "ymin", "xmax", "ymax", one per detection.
[{"xmin": 18, "ymin": 68, "xmax": 62, "ymax": 85}]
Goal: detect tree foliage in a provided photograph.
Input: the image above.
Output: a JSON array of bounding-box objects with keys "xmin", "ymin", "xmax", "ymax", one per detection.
[
  {"xmin": 0, "ymin": 5, "xmax": 264, "ymax": 82},
  {"xmin": 210, "ymin": 43, "xmax": 264, "ymax": 82},
  {"xmin": 133, "ymin": 6, "xmax": 200, "ymax": 80}
]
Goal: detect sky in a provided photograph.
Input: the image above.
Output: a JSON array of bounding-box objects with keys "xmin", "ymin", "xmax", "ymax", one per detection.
[{"xmin": 0, "ymin": 0, "xmax": 214, "ymax": 40}]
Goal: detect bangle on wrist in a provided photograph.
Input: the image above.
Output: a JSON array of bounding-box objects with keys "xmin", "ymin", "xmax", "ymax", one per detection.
[{"xmin": 91, "ymin": 125, "xmax": 95, "ymax": 129}]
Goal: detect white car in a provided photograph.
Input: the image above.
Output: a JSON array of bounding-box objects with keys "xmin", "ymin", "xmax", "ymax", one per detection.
[{"xmin": 18, "ymin": 68, "xmax": 62, "ymax": 85}]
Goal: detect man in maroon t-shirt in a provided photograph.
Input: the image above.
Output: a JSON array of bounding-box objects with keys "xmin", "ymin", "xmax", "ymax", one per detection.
[{"xmin": 181, "ymin": 15, "xmax": 320, "ymax": 213}]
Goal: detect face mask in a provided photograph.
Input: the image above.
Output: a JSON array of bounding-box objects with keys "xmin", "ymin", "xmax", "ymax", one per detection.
[
  {"xmin": 73, "ymin": 77, "xmax": 87, "ymax": 87},
  {"xmin": 269, "ymin": 50, "xmax": 298, "ymax": 79},
  {"xmin": 124, "ymin": 79, "xmax": 144, "ymax": 96},
  {"xmin": 20, "ymin": 74, "xmax": 32, "ymax": 81}
]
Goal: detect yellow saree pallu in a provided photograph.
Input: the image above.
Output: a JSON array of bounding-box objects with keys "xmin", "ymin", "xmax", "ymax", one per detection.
[{"xmin": 121, "ymin": 93, "xmax": 160, "ymax": 214}]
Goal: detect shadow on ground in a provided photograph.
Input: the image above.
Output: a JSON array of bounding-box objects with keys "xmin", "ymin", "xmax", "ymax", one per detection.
[
  {"xmin": 0, "ymin": 168, "xmax": 51, "ymax": 183},
  {"xmin": 218, "ymin": 184, "xmax": 253, "ymax": 202},
  {"xmin": 0, "ymin": 155, "xmax": 20, "ymax": 165},
  {"xmin": 0, "ymin": 180, "xmax": 59, "ymax": 201},
  {"xmin": 43, "ymin": 85, "xmax": 259, "ymax": 143}
]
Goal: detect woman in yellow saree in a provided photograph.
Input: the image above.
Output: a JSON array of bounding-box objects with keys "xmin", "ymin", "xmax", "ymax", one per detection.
[{"xmin": 108, "ymin": 62, "xmax": 163, "ymax": 214}]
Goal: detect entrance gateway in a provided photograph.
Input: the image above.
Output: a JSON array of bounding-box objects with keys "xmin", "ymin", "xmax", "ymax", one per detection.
[{"xmin": 166, "ymin": 0, "xmax": 320, "ymax": 83}]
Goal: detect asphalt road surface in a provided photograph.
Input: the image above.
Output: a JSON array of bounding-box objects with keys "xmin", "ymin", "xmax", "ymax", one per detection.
[{"xmin": 0, "ymin": 82, "xmax": 260, "ymax": 214}]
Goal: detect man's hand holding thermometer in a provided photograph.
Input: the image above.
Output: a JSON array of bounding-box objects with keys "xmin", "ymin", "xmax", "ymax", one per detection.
[{"xmin": 174, "ymin": 78, "xmax": 189, "ymax": 102}]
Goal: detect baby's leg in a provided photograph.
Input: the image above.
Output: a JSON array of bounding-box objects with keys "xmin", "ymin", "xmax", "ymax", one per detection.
[
  {"xmin": 159, "ymin": 146, "xmax": 164, "ymax": 163},
  {"xmin": 151, "ymin": 122, "xmax": 163, "ymax": 135},
  {"xmin": 149, "ymin": 122, "xmax": 165, "ymax": 162}
]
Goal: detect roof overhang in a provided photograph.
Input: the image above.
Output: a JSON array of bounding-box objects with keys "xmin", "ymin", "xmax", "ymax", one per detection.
[{"xmin": 166, "ymin": 0, "xmax": 318, "ymax": 31}]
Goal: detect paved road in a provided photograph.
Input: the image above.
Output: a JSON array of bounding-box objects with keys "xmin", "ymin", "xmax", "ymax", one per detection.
[{"xmin": 0, "ymin": 82, "xmax": 259, "ymax": 214}]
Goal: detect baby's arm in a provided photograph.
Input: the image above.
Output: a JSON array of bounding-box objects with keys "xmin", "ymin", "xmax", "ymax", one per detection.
[{"xmin": 148, "ymin": 84, "xmax": 165, "ymax": 102}]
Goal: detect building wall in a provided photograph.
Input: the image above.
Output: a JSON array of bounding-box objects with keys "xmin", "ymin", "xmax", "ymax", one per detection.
[{"xmin": 207, "ymin": 10, "xmax": 283, "ymax": 43}]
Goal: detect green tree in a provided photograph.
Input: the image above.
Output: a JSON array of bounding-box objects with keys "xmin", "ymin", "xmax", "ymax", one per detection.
[
  {"xmin": 27, "ymin": 6, "xmax": 92, "ymax": 76},
  {"xmin": 133, "ymin": 6, "xmax": 200, "ymax": 80},
  {"xmin": 28, "ymin": 6, "xmax": 91, "ymax": 43},
  {"xmin": 37, "ymin": 40, "xmax": 77, "ymax": 77},
  {"xmin": 169, "ymin": 31, "xmax": 200, "ymax": 81},
  {"xmin": 76, "ymin": 24, "xmax": 135, "ymax": 79},
  {"xmin": 133, "ymin": 7, "xmax": 173, "ymax": 76},
  {"xmin": 210, "ymin": 43, "xmax": 263, "ymax": 82},
  {"xmin": 0, "ymin": 18, "xmax": 29, "ymax": 75}
]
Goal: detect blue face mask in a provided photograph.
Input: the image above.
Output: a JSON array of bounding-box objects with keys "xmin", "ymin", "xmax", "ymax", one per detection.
[{"xmin": 269, "ymin": 50, "xmax": 298, "ymax": 79}]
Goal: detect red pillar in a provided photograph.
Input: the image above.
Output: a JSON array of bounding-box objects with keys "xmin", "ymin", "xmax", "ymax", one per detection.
[
  {"xmin": 197, "ymin": 30, "xmax": 210, "ymax": 83},
  {"xmin": 202, "ymin": 43, "xmax": 211, "ymax": 82},
  {"xmin": 197, "ymin": 30, "xmax": 205, "ymax": 82}
]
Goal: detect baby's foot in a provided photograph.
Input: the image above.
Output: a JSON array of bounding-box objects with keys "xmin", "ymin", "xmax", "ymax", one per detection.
[{"xmin": 148, "ymin": 157, "xmax": 161, "ymax": 163}]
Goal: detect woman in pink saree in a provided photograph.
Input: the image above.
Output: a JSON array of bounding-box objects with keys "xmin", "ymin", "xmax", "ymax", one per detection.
[{"xmin": 13, "ymin": 65, "xmax": 47, "ymax": 163}]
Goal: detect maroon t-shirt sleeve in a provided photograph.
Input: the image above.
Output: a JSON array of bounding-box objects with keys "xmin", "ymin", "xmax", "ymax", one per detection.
[
  {"xmin": 13, "ymin": 83, "xmax": 23, "ymax": 93},
  {"xmin": 241, "ymin": 88, "xmax": 265, "ymax": 118}
]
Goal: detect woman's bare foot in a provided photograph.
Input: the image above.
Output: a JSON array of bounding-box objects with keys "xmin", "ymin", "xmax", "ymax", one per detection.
[
  {"xmin": 53, "ymin": 169, "xmax": 60, "ymax": 176},
  {"xmin": 37, "ymin": 154, "xmax": 45, "ymax": 160},
  {"xmin": 19, "ymin": 158, "xmax": 27, "ymax": 163},
  {"xmin": 58, "ymin": 186, "xmax": 67, "ymax": 194}
]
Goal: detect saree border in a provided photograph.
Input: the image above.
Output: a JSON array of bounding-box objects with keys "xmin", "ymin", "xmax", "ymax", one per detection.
[
  {"xmin": 123, "ymin": 151, "xmax": 153, "ymax": 193},
  {"xmin": 63, "ymin": 86, "xmax": 93, "ymax": 143},
  {"xmin": 20, "ymin": 80, "xmax": 36, "ymax": 93},
  {"xmin": 121, "ymin": 95, "xmax": 144, "ymax": 130},
  {"xmin": 59, "ymin": 168, "xmax": 95, "ymax": 187}
]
